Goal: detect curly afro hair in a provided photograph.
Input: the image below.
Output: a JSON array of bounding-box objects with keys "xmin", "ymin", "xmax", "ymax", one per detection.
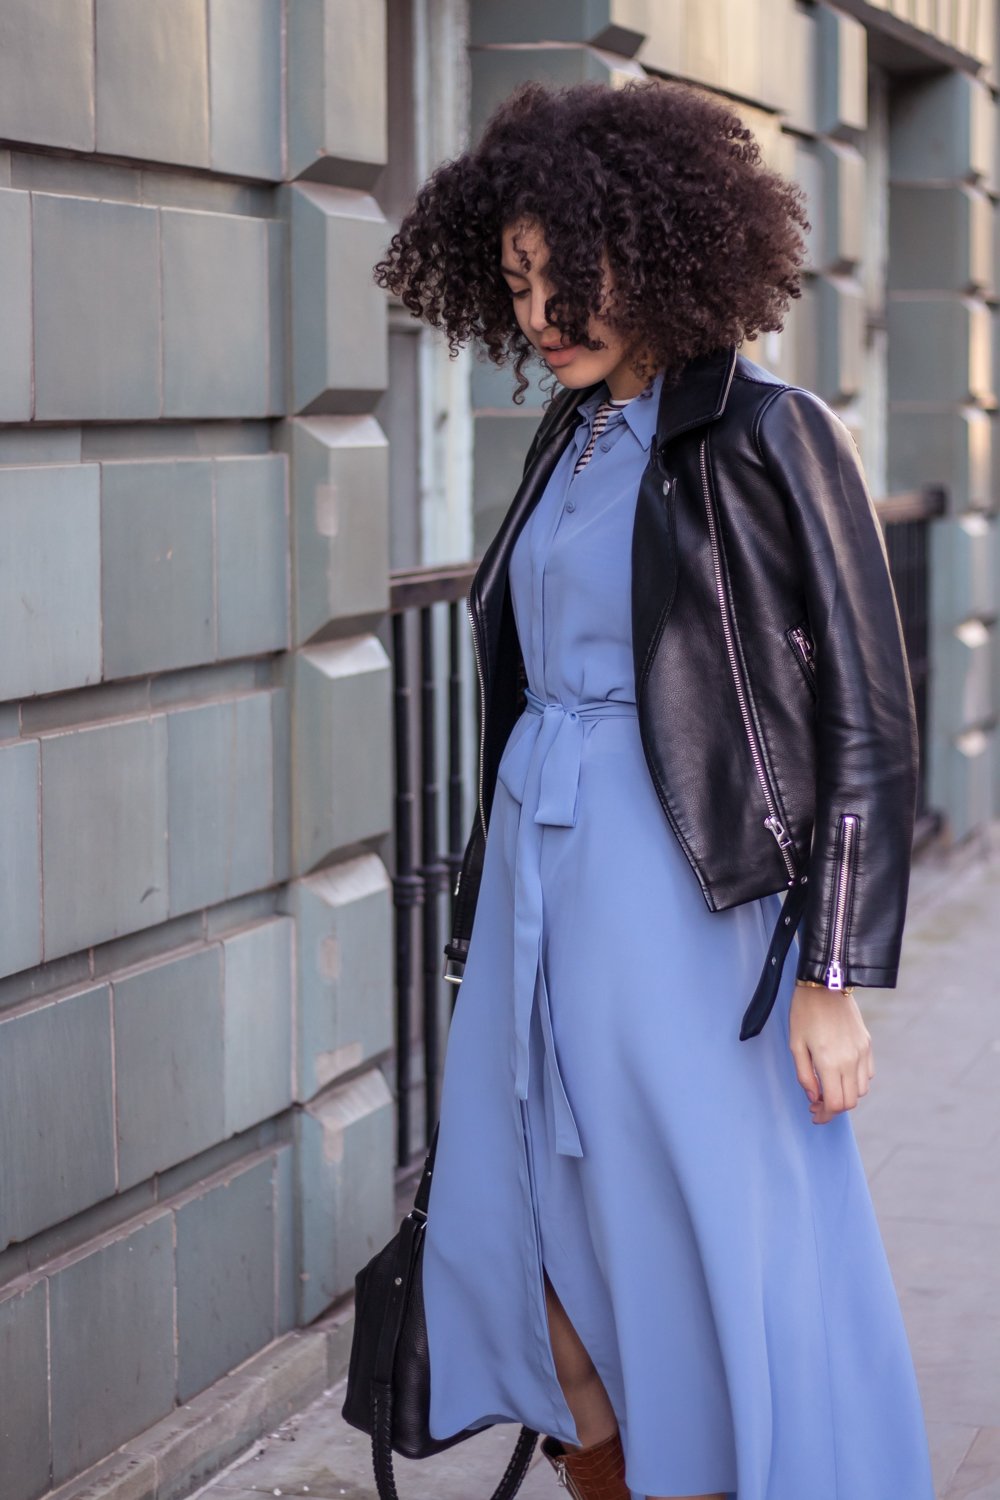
[{"xmin": 373, "ymin": 77, "xmax": 810, "ymax": 404}]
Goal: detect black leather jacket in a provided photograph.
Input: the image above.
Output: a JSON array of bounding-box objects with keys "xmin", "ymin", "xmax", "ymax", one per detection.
[{"xmin": 443, "ymin": 342, "xmax": 919, "ymax": 1039}]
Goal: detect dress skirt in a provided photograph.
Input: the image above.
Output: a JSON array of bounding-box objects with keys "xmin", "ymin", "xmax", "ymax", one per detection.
[{"xmin": 421, "ymin": 374, "xmax": 935, "ymax": 1500}]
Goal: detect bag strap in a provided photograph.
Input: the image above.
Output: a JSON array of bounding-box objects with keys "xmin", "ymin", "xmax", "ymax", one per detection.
[
  {"xmin": 371, "ymin": 1380, "xmax": 538, "ymax": 1500},
  {"xmin": 368, "ymin": 1121, "xmax": 539, "ymax": 1500}
]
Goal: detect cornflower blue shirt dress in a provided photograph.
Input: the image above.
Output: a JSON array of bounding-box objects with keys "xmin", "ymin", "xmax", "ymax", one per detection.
[{"xmin": 421, "ymin": 370, "xmax": 935, "ymax": 1500}]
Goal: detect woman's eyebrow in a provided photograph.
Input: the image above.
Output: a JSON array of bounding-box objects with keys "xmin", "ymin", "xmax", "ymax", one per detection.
[{"xmin": 499, "ymin": 263, "xmax": 531, "ymax": 279}]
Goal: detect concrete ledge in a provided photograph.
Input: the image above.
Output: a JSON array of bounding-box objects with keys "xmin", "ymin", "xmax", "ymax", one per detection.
[{"xmin": 45, "ymin": 1300, "xmax": 356, "ymax": 1500}]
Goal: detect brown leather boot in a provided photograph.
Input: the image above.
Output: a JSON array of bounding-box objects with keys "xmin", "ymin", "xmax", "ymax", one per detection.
[{"xmin": 539, "ymin": 1426, "xmax": 631, "ymax": 1499}]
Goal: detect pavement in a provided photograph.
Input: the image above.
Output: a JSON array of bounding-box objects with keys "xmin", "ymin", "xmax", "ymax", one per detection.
[{"xmin": 192, "ymin": 825, "xmax": 1000, "ymax": 1500}]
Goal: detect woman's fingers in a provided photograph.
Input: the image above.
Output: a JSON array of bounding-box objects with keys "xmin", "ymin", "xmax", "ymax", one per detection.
[
  {"xmin": 791, "ymin": 1041, "xmax": 820, "ymax": 1102},
  {"xmin": 818, "ymin": 1066, "xmax": 847, "ymax": 1116}
]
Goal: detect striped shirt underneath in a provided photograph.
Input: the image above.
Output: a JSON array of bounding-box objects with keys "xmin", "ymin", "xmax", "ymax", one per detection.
[{"xmin": 573, "ymin": 396, "xmax": 632, "ymax": 475}]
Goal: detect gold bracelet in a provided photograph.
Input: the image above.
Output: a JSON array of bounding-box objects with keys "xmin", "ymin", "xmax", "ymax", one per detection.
[{"xmin": 796, "ymin": 977, "xmax": 856, "ymax": 995}]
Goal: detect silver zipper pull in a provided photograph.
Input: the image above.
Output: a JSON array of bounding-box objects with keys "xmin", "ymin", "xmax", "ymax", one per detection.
[
  {"xmin": 763, "ymin": 814, "xmax": 793, "ymax": 849},
  {"xmin": 825, "ymin": 959, "xmax": 845, "ymax": 990},
  {"xmin": 791, "ymin": 625, "xmax": 814, "ymax": 663}
]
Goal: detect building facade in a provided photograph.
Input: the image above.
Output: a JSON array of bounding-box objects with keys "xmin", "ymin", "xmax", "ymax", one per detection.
[{"xmin": 0, "ymin": 4, "xmax": 996, "ymax": 1500}]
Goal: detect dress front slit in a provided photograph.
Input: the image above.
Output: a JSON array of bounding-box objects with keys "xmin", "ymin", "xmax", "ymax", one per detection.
[{"xmin": 420, "ymin": 371, "xmax": 935, "ymax": 1500}]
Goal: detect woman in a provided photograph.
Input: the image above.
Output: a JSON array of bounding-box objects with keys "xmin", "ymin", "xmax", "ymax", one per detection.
[{"xmin": 373, "ymin": 79, "xmax": 935, "ymax": 1500}]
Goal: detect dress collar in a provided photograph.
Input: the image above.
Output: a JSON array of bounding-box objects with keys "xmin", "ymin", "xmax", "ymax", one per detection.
[{"xmin": 575, "ymin": 367, "xmax": 665, "ymax": 453}]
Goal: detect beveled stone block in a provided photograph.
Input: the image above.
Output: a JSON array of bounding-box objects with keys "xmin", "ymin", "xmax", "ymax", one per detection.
[
  {"xmin": 283, "ymin": 416, "xmax": 389, "ymax": 642},
  {"xmin": 818, "ymin": 139, "xmax": 864, "ymax": 274},
  {"xmin": 888, "ymin": 297, "xmax": 994, "ymax": 405},
  {"xmin": 471, "ymin": 0, "xmax": 642, "ymax": 51},
  {"xmin": 816, "ymin": 4, "xmax": 867, "ymax": 140},
  {"xmin": 774, "ymin": 0, "xmax": 818, "ymax": 136},
  {"xmin": 470, "ymin": 45, "xmax": 625, "ymax": 147},
  {"xmin": 208, "ymin": 0, "xmax": 283, "ymax": 180},
  {"xmin": 0, "ymin": 1281, "xmax": 49, "ymax": 1500},
  {"xmin": 32, "ymin": 195, "xmax": 161, "ymax": 421},
  {"xmin": 0, "ymin": 188, "xmax": 31, "ymax": 420},
  {"xmin": 890, "ymin": 184, "xmax": 993, "ymax": 295},
  {"xmin": 0, "ymin": 0, "xmax": 94, "ymax": 152},
  {"xmin": 95, "ymin": 0, "xmax": 209, "ymax": 168},
  {"xmin": 934, "ymin": 618, "xmax": 994, "ymax": 732},
  {"xmin": 215, "ymin": 454, "xmax": 290, "ymax": 659},
  {"xmin": 889, "ymin": 407, "xmax": 993, "ymax": 512},
  {"xmin": 0, "ymin": 740, "xmax": 41, "ymax": 981},
  {"xmin": 286, "ymin": 0, "xmax": 387, "ymax": 183},
  {"xmin": 166, "ymin": 693, "xmax": 275, "ymax": 915},
  {"xmin": 891, "ymin": 70, "xmax": 992, "ymax": 185},
  {"xmin": 293, "ymin": 1067, "xmax": 394, "ymax": 1321},
  {"xmin": 175, "ymin": 1156, "xmax": 276, "ymax": 1401},
  {"xmin": 101, "ymin": 458, "xmax": 215, "ymax": 679},
  {"xmin": 792, "ymin": 139, "xmax": 823, "ymax": 276},
  {"xmin": 41, "ymin": 716, "xmax": 170, "ymax": 959},
  {"xmin": 0, "ymin": 463, "xmax": 101, "ymax": 701},
  {"xmin": 222, "ymin": 918, "xmax": 294, "ymax": 1134},
  {"xmin": 0, "ymin": 984, "xmax": 115, "ymax": 1247},
  {"xmin": 274, "ymin": 1144, "xmax": 296, "ymax": 1335},
  {"xmin": 114, "ymin": 947, "xmax": 224, "ymax": 1188},
  {"xmin": 49, "ymin": 1214, "xmax": 175, "ymax": 1483},
  {"xmin": 291, "ymin": 636, "xmax": 392, "ymax": 874},
  {"xmin": 930, "ymin": 512, "xmax": 997, "ymax": 628},
  {"xmin": 928, "ymin": 726, "xmax": 995, "ymax": 843},
  {"xmin": 282, "ymin": 854, "xmax": 393, "ymax": 1103},
  {"xmin": 161, "ymin": 209, "xmax": 271, "ymax": 418},
  {"xmin": 289, "ymin": 184, "xmax": 388, "ymax": 414},
  {"xmin": 815, "ymin": 275, "xmax": 865, "ymax": 403}
]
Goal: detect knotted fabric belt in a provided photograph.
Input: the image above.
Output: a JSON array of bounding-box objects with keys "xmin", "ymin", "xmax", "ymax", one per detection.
[{"xmin": 497, "ymin": 687, "xmax": 639, "ymax": 1158}]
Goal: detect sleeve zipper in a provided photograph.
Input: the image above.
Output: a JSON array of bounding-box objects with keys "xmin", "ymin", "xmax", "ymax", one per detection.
[{"xmin": 825, "ymin": 812, "xmax": 860, "ymax": 988}]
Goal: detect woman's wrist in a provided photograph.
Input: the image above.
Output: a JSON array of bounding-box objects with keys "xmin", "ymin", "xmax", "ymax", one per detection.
[{"xmin": 795, "ymin": 976, "xmax": 856, "ymax": 996}]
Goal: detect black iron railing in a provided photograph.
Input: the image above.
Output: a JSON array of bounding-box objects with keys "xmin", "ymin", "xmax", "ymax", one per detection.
[
  {"xmin": 388, "ymin": 563, "xmax": 476, "ymax": 1168},
  {"xmin": 387, "ymin": 488, "xmax": 945, "ymax": 1167}
]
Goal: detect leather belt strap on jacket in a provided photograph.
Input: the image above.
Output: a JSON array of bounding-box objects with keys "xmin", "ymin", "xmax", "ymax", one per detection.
[{"xmin": 740, "ymin": 876, "xmax": 809, "ymax": 1040}]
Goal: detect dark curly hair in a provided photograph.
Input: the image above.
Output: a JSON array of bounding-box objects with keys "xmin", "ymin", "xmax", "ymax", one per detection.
[{"xmin": 373, "ymin": 77, "xmax": 810, "ymax": 404}]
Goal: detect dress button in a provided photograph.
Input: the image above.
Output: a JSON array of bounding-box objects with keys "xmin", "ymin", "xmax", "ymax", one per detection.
[
  {"xmin": 565, "ymin": 500, "xmax": 576, "ymax": 512},
  {"xmin": 599, "ymin": 441, "xmax": 610, "ymax": 451}
]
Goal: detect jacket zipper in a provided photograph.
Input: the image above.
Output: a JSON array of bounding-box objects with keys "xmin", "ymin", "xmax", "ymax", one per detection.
[
  {"xmin": 787, "ymin": 622, "xmax": 817, "ymax": 690},
  {"xmin": 825, "ymin": 813, "xmax": 859, "ymax": 988},
  {"xmin": 466, "ymin": 593, "xmax": 489, "ymax": 843},
  {"xmin": 699, "ymin": 438, "xmax": 797, "ymax": 884}
]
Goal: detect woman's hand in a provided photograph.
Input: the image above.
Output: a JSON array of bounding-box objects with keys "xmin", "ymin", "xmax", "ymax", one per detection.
[{"xmin": 789, "ymin": 982, "xmax": 875, "ymax": 1124}]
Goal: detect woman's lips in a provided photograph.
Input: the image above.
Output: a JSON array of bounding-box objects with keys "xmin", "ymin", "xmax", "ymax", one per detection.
[{"xmin": 541, "ymin": 343, "xmax": 580, "ymax": 368}]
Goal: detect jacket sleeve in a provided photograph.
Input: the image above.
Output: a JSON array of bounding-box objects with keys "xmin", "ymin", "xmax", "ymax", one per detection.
[{"xmin": 755, "ymin": 385, "xmax": 919, "ymax": 990}]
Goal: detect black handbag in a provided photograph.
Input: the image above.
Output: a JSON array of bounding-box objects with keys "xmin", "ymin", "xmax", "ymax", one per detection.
[{"xmin": 341, "ymin": 1119, "xmax": 540, "ymax": 1500}]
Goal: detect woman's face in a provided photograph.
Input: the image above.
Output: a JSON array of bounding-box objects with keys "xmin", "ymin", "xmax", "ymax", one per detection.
[{"xmin": 500, "ymin": 218, "xmax": 652, "ymax": 398}]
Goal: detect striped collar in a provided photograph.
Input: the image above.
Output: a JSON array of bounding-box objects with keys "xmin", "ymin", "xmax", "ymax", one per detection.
[{"xmin": 576, "ymin": 367, "xmax": 665, "ymax": 453}]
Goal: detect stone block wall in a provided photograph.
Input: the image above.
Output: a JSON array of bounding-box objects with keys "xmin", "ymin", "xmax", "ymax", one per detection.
[{"xmin": 0, "ymin": 4, "xmax": 394, "ymax": 1498}]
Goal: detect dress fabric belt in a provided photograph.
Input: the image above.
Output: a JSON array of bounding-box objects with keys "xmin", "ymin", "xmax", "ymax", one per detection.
[{"xmin": 496, "ymin": 686, "xmax": 639, "ymax": 1159}]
